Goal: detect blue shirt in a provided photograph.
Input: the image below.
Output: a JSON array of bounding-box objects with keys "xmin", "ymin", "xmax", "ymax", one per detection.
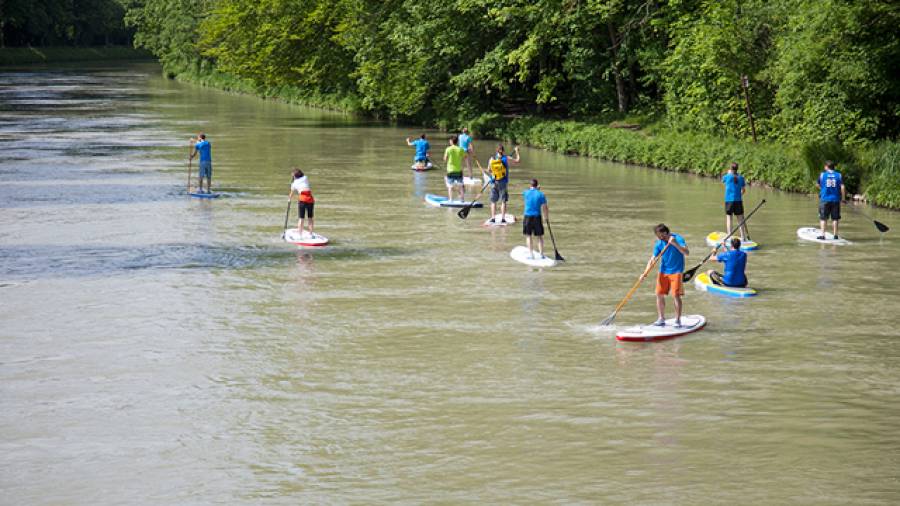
[
  {"xmin": 459, "ymin": 133, "xmax": 471, "ymax": 151},
  {"xmin": 522, "ymin": 188, "xmax": 546, "ymax": 217},
  {"xmin": 412, "ymin": 139, "xmax": 430, "ymax": 160},
  {"xmin": 819, "ymin": 170, "xmax": 843, "ymax": 202},
  {"xmin": 195, "ymin": 140, "xmax": 211, "ymax": 162},
  {"xmin": 653, "ymin": 233, "xmax": 687, "ymax": 274},
  {"xmin": 716, "ymin": 249, "xmax": 747, "ymax": 287},
  {"xmin": 723, "ymin": 172, "xmax": 745, "ymax": 202}
]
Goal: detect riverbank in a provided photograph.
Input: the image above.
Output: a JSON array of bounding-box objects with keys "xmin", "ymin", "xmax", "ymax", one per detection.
[
  {"xmin": 169, "ymin": 65, "xmax": 900, "ymax": 209},
  {"xmin": 0, "ymin": 46, "xmax": 151, "ymax": 66}
]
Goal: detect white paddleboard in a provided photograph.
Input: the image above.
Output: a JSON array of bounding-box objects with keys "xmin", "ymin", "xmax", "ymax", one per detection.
[
  {"xmin": 706, "ymin": 231, "xmax": 759, "ymax": 251},
  {"xmin": 796, "ymin": 227, "xmax": 852, "ymax": 245},
  {"xmin": 694, "ymin": 272, "xmax": 757, "ymax": 298},
  {"xmin": 509, "ymin": 245, "xmax": 557, "ymax": 268},
  {"xmin": 616, "ymin": 315, "xmax": 706, "ymax": 342},
  {"xmin": 424, "ymin": 193, "xmax": 483, "ymax": 208},
  {"xmin": 284, "ymin": 228, "xmax": 329, "ymax": 247},
  {"xmin": 411, "ymin": 161, "xmax": 434, "ymax": 171},
  {"xmin": 482, "ymin": 214, "xmax": 517, "ymax": 227}
]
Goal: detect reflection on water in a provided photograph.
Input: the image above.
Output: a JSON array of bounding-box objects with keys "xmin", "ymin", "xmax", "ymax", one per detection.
[{"xmin": 1, "ymin": 62, "xmax": 899, "ymax": 504}]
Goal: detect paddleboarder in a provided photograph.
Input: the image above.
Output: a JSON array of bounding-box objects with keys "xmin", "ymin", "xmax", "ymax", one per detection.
[
  {"xmin": 443, "ymin": 135, "xmax": 466, "ymax": 202},
  {"xmin": 485, "ymin": 144, "xmax": 520, "ymax": 224},
  {"xmin": 723, "ymin": 162, "xmax": 749, "ymax": 241},
  {"xmin": 289, "ymin": 168, "xmax": 316, "ymax": 237},
  {"xmin": 707, "ymin": 237, "xmax": 748, "ymax": 288},
  {"xmin": 816, "ymin": 160, "xmax": 846, "ymax": 239},
  {"xmin": 641, "ymin": 224, "xmax": 690, "ymax": 328},
  {"xmin": 189, "ymin": 133, "xmax": 212, "ymax": 193},
  {"xmin": 522, "ymin": 179, "xmax": 549, "ymax": 259},
  {"xmin": 406, "ymin": 133, "xmax": 430, "ymax": 169},
  {"xmin": 458, "ymin": 127, "xmax": 475, "ymax": 179}
]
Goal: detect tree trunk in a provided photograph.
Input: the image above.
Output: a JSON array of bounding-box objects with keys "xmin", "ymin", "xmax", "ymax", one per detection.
[{"xmin": 607, "ymin": 23, "xmax": 628, "ymax": 113}]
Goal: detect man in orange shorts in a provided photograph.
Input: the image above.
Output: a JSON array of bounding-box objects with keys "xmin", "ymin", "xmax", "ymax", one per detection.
[{"xmin": 642, "ymin": 223, "xmax": 690, "ymax": 327}]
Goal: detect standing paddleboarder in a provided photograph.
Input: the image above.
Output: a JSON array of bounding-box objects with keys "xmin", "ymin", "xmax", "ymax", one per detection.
[
  {"xmin": 458, "ymin": 127, "xmax": 475, "ymax": 179},
  {"xmin": 723, "ymin": 162, "xmax": 749, "ymax": 241},
  {"xmin": 707, "ymin": 237, "xmax": 748, "ymax": 287},
  {"xmin": 816, "ymin": 160, "xmax": 846, "ymax": 239},
  {"xmin": 522, "ymin": 179, "xmax": 549, "ymax": 259},
  {"xmin": 443, "ymin": 135, "xmax": 466, "ymax": 202},
  {"xmin": 289, "ymin": 168, "xmax": 316, "ymax": 237},
  {"xmin": 406, "ymin": 133, "xmax": 430, "ymax": 169},
  {"xmin": 641, "ymin": 224, "xmax": 690, "ymax": 328},
  {"xmin": 485, "ymin": 144, "xmax": 520, "ymax": 224},
  {"xmin": 189, "ymin": 133, "xmax": 212, "ymax": 193}
]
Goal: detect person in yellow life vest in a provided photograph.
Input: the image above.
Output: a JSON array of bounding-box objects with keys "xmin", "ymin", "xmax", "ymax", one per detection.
[
  {"xmin": 289, "ymin": 168, "xmax": 316, "ymax": 237},
  {"xmin": 443, "ymin": 135, "xmax": 466, "ymax": 202},
  {"xmin": 484, "ymin": 144, "xmax": 520, "ymax": 224}
]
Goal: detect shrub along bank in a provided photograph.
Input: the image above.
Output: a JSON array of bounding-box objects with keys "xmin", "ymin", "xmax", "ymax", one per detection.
[{"xmin": 0, "ymin": 46, "xmax": 150, "ymax": 66}]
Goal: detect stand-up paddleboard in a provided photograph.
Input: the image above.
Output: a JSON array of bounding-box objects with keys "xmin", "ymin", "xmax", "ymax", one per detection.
[
  {"xmin": 284, "ymin": 228, "xmax": 329, "ymax": 247},
  {"xmin": 424, "ymin": 193, "xmax": 483, "ymax": 208},
  {"xmin": 706, "ymin": 231, "xmax": 759, "ymax": 251},
  {"xmin": 797, "ymin": 227, "xmax": 852, "ymax": 245},
  {"xmin": 464, "ymin": 175, "xmax": 489, "ymax": 186},
  {"xmin": 411, "ymin": 161, "xmax": 434, "ymax": 171},
  {"xmin": 190, "ymin": 191, "xmax": 221, "ymax": 199},
  {"xmin": 693, "ymin": 272, "xmax": 757, "ymax": 298},
  {"xmin": 616, "ymin": 315, "xmax": 706, "ymax": 342},
  {"xmin": 509, "ymin": 245, "xmax": 557, "ymax": 268},
  {"xmin": 482, "ymin": 214, "xmax": 517, "ymax": 227}
]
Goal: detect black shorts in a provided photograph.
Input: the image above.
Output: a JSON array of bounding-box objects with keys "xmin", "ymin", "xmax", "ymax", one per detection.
[
  {"xmin": 819, "ymin": 201, "xmax": 841, "ymax": 221},
  {"xmin": 298, "ymin": 201, "xmax": 314, "ymax": 218},
  {"xmin": 725, "ymin": 201, "xmax": 744, "ymax": 215},
  {"xmin": 710, "ymin": 270, "xmax": 747, "ymax": 288},
  {"xmin": 523, "ymin": 215, "xmax": 544, "ymax": 236}
]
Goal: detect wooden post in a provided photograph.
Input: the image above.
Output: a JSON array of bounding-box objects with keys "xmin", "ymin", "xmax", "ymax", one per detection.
[{"xmin": 741, "ymin": 75, "xmax": 758, "ymax": 143}]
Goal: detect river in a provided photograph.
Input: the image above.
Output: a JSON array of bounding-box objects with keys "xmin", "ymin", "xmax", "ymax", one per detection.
[{"xmin": 2, "ymin": 62, "xmax": 899, "ymax": 504}]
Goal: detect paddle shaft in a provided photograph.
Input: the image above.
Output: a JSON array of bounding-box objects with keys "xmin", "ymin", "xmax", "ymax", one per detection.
[
  {"xmin": 187, "ymin": 143, "xmax": 192, "ymax": 192},
  {"xmin": 845, "ymin": 202, "xmax": 889, "ymax": 233},
  {"xmin": 457, "ymin": 160, "xmax": 492, "ymax": 219},
  {"xmin": 603, "ymin": 242, "xmax": 672, "ymax": 324},
  {"xmin": 545, "ymin": 215, "xmax": 564, "ymax": 261},
  {"xmin": 683, "ymin": 199, "xmax": 766, "ymax": 282}
]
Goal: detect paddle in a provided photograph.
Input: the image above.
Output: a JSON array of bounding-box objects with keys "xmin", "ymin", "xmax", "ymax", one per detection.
[
  {"xmin": 545, "ymin": 216, "xmax": 564, "ymax": 261},
  {"xmin": 281, "ymin": 197, "xmax": 292, "ymax": 240},
  {"xmin": 187, "ymin": 140, "xmax": 192, "ymax": 193},
  {"xmin": 683, "ymin": 199, "xmax": 766, "ymax": 283},
  {"xmin": 846, "ymin": 202, "xmax": 889, "ymax": 233},
  {"xmin": 599, "ymin": 242, "xmax": 672, "ymax": 327},
  {"xmin": 457, "ymin": 160, "xmax": 492, "ymax": 219}
]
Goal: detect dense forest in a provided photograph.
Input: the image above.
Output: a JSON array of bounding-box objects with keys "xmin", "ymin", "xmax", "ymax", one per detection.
[
  {"xmin": 1, "ymin": 0, "xmax": 132, "ymax": 47},
  {"xmin": 124, "ymin": 0, "xmax": 898, "ymax": 147}
]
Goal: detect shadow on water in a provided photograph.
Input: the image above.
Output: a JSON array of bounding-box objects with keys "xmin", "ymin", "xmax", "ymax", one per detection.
[
  {"xmin": 0, "ymin": 184, "xmax": 206, "ymax": 208},
  {"xmin": 0, "ymin": 244, "xmax": 418, "ymax": 281}
]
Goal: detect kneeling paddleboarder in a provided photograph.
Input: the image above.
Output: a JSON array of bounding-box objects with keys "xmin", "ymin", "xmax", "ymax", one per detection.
[{"xmin": 707, "ymin": 238, "xmax": 748, "ymax": 288}]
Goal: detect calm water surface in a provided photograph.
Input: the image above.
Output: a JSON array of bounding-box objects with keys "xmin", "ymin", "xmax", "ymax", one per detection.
[{"xmin": 1, "ymin": 63, "xmax": 899, "ymax": 504}]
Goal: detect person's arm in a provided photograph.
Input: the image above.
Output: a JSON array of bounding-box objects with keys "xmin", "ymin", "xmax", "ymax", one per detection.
[
  {"xmin": 443, "ymin": 147, "xmax": 448, "ymax": 162},
  {"xmin": 668, "ymin": 235, "xmax": 689, "ymax": 256},
  {"xmin": 815, "ymin": 173, "xmax": 822, "ymax": 190},
  {"xmin": 406, "ymin": 137, "xmax": 414, "ymax": 146},
  {"xmin": 840, "ymin": 183, "xmax": 847, "ymax": 202},
  {"xmin": 189, "ymin": 138, "xmax": 197, "ymax": 160},
  {"xmin": 541, "ymin": 202, "xmax": 549, "ymax": 221},
  {"xmin": 640, "ymin": 255, "xmax": 655, "ymax": 280},
  {"xmin": 741, "ymin": 178, "xmax": 746, "ymax": 196},
  {"xmin": 509, "ymin": 146, "xmax": 521, "ymax": 164}
]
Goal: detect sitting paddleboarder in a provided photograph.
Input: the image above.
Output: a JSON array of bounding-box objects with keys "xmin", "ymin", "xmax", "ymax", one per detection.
[
  {"xmin": 406, "ymin": 133, "xmax": 430, "ymax": 169},
  {"xmin": 522, "ymin": 179, "xmax": 548, "ymax": 259},
  {"xmin": 641, "ymin": 224, "xmax": 690, "ymax": 328},
  {"xmin": 443, "ymin": 135, "xmax": 466, "ymax": 202},
  {"xmin": 289, "ymin": 168, "xmax": 315, "ymax": 237},
  {"xmin": 707, "ymin": 238, "xmax": 748, "ymax": 288},
  {"xmin": 485, "ymin": 144, "xmax": 520, "ymax": 224},
  {"xmin": 189, "ymin": 133, "xmax": 212, "ymax": 193}
]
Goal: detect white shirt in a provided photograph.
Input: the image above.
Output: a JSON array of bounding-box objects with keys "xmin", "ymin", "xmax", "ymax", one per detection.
[{"xmin": 291, "ymin": 176, "xmax": 310, "ymax": 192}]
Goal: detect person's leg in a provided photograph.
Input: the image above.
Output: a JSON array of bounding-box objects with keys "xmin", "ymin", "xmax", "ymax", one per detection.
[
  {"xmin": 818, "ymin": 202, "xmax": 827, "ymax": 238},
  {"xmin": 673, "ymin": 294, "xmax": 683, "ymax": 323},
  {"xmin": 833, "ymin": 219, "xmax": 839, "ymax": 238},
  {"xmin": 296, "ymin": 203, "xmax": 303, "ymax": 231},
  {"xmin": 656, "ymin": 294, "xmax": 666, "ymax": 322},
  {"xmin": 307, "ymin": 204, "xmax": 315, "ymax": 234},
  {"xmin": 459, "ymin": 181, "xmax": 465, "ymax": 202},
  {"xmin": 737, "ymin": 214, "xmax": 747, "ymax": 240},
  {"xmin": 725, "ymin": 213, "xmax": 733, "ymax": 236},
  {"xmin": 538, "ymin": 236, "xmax": 545, "ymax": 257},
  {"xmin": 500, "ymin": 188, "xmax": 508, "ymax": 222},
  {"xmin": 526, "ymin": 234, "xmax": 533, "ymax": 257},
  {"xmin": 489, "ymin": 186, "xmax": 498, "ymax": 222},
  {"xmin": 446, "ymin": 178, "xmax": 454, "ymax": 202}
]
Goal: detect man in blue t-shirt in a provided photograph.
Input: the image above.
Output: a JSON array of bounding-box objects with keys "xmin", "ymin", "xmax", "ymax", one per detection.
[
  {"xmin": 816, "ymin": 160, "xmax": 846, "ymax": 239},
  {"xmin": 640, "ymin": 223, "xmax": 690, "ymax": 327},
  {"xmin": 485, "ymin": 144, "xmax": 520, "ymax": 224},
  {"xmin": 406, "ymin": 134, "xmax": 431, "ymax": 169},
  {"xmin": 722, "ymin": 162, "xmax": 749, "ymax": 241},
  {"xmin": 458, "ymin": 127, "xmax": 475, "ymax": 179},
  {"xmin": 189, "ymin": 133, "xmax": 212, "ymax": 193},
  {"xmin": 707, "ymin": 237, "xmax": 748, "ymax": 287},
  {"xmin": 522, "ymin": 179, "xmax": 549, "ymax": 259}
]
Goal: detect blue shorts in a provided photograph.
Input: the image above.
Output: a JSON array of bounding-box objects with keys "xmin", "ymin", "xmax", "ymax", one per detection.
[
  {"xmin": 198, "ymin": 160, "xmax": 212, "ymax": 179},
  {"xmin": 445, "ymin": 174, "xmax": 463, "ymax": 186}
]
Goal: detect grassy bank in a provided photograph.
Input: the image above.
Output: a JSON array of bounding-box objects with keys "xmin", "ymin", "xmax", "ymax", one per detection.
[{"xmin": 0, "ymin": 46, "xmax": 151, "ymax": 66}]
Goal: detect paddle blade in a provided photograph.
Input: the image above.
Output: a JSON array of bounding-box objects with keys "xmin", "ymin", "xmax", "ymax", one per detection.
[
  {"xmin": 457, "ymin": 206, "xmax": 471, "ymax": 219},
  {"xmin": 599, "ymin": 312, "xmax": 616, "ymax": 327},
  {"xmin": 682, "ymin": 265, "xmax": 700, "ymax": 283},
  {"xmin": 554, "ymin": 250, "xmax": 565, "ymax": 261},
  {"xmin": 875, "ymin": 220, "xmax": 890, "ymax": 233}
]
